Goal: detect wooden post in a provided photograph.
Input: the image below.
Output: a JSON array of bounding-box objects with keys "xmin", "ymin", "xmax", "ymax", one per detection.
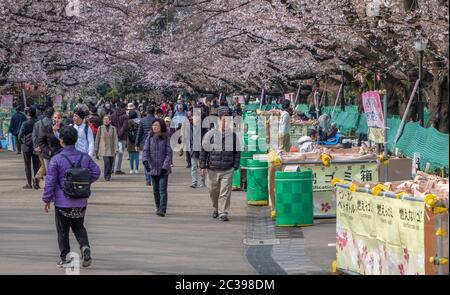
[
  {"xmin": 393, "ymin": 79, "xmax": 420, "ymax": 146},
  {"xmin": 294, "ymin": 82, "xmax": 302, "ymax": 106},
  {"xmin": 259, "ymin": 88, "xmax": 265, "ymax": 109}
]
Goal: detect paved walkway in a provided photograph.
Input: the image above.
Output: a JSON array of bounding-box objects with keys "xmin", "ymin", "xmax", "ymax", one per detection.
[{"xmin": 0, "ymin": 149, "xmax": 335, "ymax": 275}]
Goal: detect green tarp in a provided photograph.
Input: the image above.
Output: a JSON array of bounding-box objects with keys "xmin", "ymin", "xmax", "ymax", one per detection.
[{"xmin": 292, "ymin": 104, "xmax": 448, "ymax": 172}]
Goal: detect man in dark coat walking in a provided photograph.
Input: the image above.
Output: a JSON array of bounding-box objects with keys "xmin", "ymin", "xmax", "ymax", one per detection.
[
  {"xmin": 9, "ymin": 106, "xmax": 27, "ymax": 154},
  {"xmin": 110, "ymin": 102, "xmax": 129, "ymax": 174}
]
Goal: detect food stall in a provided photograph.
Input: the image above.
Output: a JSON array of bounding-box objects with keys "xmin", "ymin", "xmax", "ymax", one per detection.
[{"xmin": 256, "ymin": 147, "xmax": 379, "ymax": 218}]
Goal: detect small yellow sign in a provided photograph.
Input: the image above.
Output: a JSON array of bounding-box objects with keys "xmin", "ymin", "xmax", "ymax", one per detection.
[{"xmin": 368, "ymin": 127, "xmax": 385, "ymax": 143}]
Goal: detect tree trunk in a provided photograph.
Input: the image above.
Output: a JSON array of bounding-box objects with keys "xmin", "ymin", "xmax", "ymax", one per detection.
[
  {"xmin": 380, "ymin": 75, "xmax": 409, "ymax": 118},
  {"xmin": 426, "ymin": 70, "xmax": 449, "ymax": 132}
]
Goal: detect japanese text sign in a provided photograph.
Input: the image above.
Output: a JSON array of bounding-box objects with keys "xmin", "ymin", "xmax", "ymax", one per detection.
[
  {"xmin": 362, "ymin": 91, "xmax": 384, "ymax": 128},
  {"xmin": 336, "ymin": 187, "xmax": 425, "ymax": 275}
]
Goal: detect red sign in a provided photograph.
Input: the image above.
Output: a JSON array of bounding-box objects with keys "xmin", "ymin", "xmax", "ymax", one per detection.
[
  {"xmin": 362, "ymin": 91, "xmax": 384, "ymax": 128},
  {"xmin": 284, "ymin": 93, "xmax": 295, "ymax": 102},
  {"xmin": 236, "ymin": 96, "xmax": 245, "ymax": 104}
]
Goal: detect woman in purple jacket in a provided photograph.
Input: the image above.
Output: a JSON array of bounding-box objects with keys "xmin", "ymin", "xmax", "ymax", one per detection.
[
  {"xmin": 142, "ymin": 118, "xmax": 173, "ymax": 217},
  {"xmin": 42, "ymin": 125, "xmax": 101, "ymax": 268}
]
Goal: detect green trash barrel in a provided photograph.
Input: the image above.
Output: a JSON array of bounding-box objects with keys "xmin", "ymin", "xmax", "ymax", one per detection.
[
  {"xmin": 240, "ymin": 151, "xmax": 258, "ymax": 191},
  {"xmin": 275, "ymin": 170, "xmax": 313, "ymax": 227},
  {"xmin": 240, "ymin": 151, "xmax": 257, "ymax": 168},
  {"xmin": 246, "ymin": 160, "xmax": 269, "ymax": 205},
  {"xmin": 232, "ymin": 167, "xmax": 241, "ymax": 189}
]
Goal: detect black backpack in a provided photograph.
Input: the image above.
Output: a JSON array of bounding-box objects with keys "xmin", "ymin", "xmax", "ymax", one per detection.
[
  {"xmin": 60, "ymin": 154, "xmax": 91, "ymax": 199},
  {"xmin": 128, "ymin": 123, "xmax": 138, "ymax": 143}
]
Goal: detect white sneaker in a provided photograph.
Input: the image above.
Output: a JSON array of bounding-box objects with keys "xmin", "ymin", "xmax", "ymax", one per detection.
[
  {"xmin": 129, "ymin": 170, "xmax": 134, "ymax": 174},
  {"xmin": 134, "ymin": 170, "xmax": 139, "ymax": 174}
]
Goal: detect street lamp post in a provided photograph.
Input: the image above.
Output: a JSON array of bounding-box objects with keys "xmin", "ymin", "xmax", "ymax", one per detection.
[
  {"xmin": 414, "ymin": 38, "xmax": 427, "ymax": 126},
  {"xmin": 339, "ymin": 63, "xmax": 346, "ymax": 111}
]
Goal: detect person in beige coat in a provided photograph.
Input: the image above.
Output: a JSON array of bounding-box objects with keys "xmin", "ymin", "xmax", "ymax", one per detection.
[{"xmin": 94, "ymin": 115, "xmax": 119, "ymax": 181}]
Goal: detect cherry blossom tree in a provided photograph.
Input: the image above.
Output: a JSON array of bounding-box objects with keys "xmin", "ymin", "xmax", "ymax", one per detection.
[{"xmin": 0, "ymin": 0, "xmax": 448, "ymax": 130}]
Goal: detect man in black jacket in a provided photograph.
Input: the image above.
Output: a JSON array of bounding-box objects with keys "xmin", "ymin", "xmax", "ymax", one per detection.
[
  {"xmin": 18, "ymin": 107, "xmax": 40, "ymax": 189},
  {"xmin": 135, "ymin": 105, "xmax": 155, "ymax": 150},
  {"xmin": 110, "ymin": 102, "xmax": 129, "ymax": 175},
  {"xmin": 200, "ymin": 108, "xmax": 240, "ymax": 221},
  {"xmin": 8, "ymin": 106, "xmax": 27, "ymax": 154},
  {"xmin": 135, "ymin": 105, "xmax": 155, "ymax": 186},
  {"xmin": 32, "ymin": 107, "xmax": 54, "ymax": 188}
]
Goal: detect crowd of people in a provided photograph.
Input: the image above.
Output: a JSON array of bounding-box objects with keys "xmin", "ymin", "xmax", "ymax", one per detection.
[
  {"xmin": 6, "ymin": 95, "xmax": 244, "ymax": 268},
  {"xmin": 5, "ymin": 92, "xmax": 344, "ymax": 268}
]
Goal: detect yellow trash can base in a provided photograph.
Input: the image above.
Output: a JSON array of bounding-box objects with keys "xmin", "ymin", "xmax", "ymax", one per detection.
[
  {"xmin": 275, "ymin": 223, "xmax": 314, "ymax": 227},
  {"xmin": 270, "ymin": 210, "xmax": 276, "ymax": 220},
  {"xmin": 247, "ymin": 200, "xmax": 269, "ymax": 206}
]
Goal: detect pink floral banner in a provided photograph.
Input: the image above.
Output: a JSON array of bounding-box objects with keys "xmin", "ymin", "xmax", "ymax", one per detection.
[
  {"xmin": 362, "ymin": 91, "xmax": 384, "ymax": 128},
  {"xmin": 336, "ymin": 187, "xmax": 425, "ymax": 275}
]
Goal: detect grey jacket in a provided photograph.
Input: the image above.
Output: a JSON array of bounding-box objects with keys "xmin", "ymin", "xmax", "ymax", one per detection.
[{"xmin": 32, "ymin": 117, "xmax": 51, "ymax": 149}]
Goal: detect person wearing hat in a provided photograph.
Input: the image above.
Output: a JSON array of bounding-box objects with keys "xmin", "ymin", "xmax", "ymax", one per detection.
[
  {"xmin": 72, "ymin": 109, "xmax": 94, "ymax": 158},
  {"xmin": 127, "ymin": 102, "xmax": 141, "ymax": 119},
  {"xmin": 318, "ymin": 113, "xmax": 331, "ymax": 141},
  {"xmin": 298, "ymin": 129, "xmax": 318, "ymax": 153},
  {"xmin": 279, "ymin": 99, "xmax": 292, "ymax": 151},
  {"xmin": 164, "ymin": 116, "xmax": 171, "ymax": 128},
  {"xmin": 200, "ymin": 107, "xmax": 240, "ymax": 222}
]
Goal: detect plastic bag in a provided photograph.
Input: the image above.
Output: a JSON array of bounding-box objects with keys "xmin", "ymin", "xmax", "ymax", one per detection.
[{"xmin": 267, "ymin": 150, "xmax": 282, "ymax": 167}]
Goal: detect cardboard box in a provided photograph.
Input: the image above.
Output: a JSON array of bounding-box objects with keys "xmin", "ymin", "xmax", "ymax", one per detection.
[{"xmin": 379, "ymin": 158, "xmax": 413, "ymax": 182}]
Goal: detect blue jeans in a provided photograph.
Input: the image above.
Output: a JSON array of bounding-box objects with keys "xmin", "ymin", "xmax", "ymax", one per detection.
[
  {"xmin": 11, "ymin": 134, "xmax": 17, "ymax": 152},
  {"xmin": 129, "ymin": 151, "xmax": 139, "ymax": 170},
  {"xmin": 151, "ymin": 175, "xmax": 168, "ymax": 213}
]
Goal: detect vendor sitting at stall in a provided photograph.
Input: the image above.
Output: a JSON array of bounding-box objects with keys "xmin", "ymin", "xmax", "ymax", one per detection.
[
  {"xmin": 318, "ymin": 114, "xmax": 339, "ymax": 139},
  {"xmin": 297, "ymin": 129, "xmax": 318, "ymax": 153},
  {"xmin": 318, "ymin": 113, "xmax": 331, "ymax": 141},
  {"xmin": 326, "ymin": 123, "xmax": 338, "ymax": 139}
]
